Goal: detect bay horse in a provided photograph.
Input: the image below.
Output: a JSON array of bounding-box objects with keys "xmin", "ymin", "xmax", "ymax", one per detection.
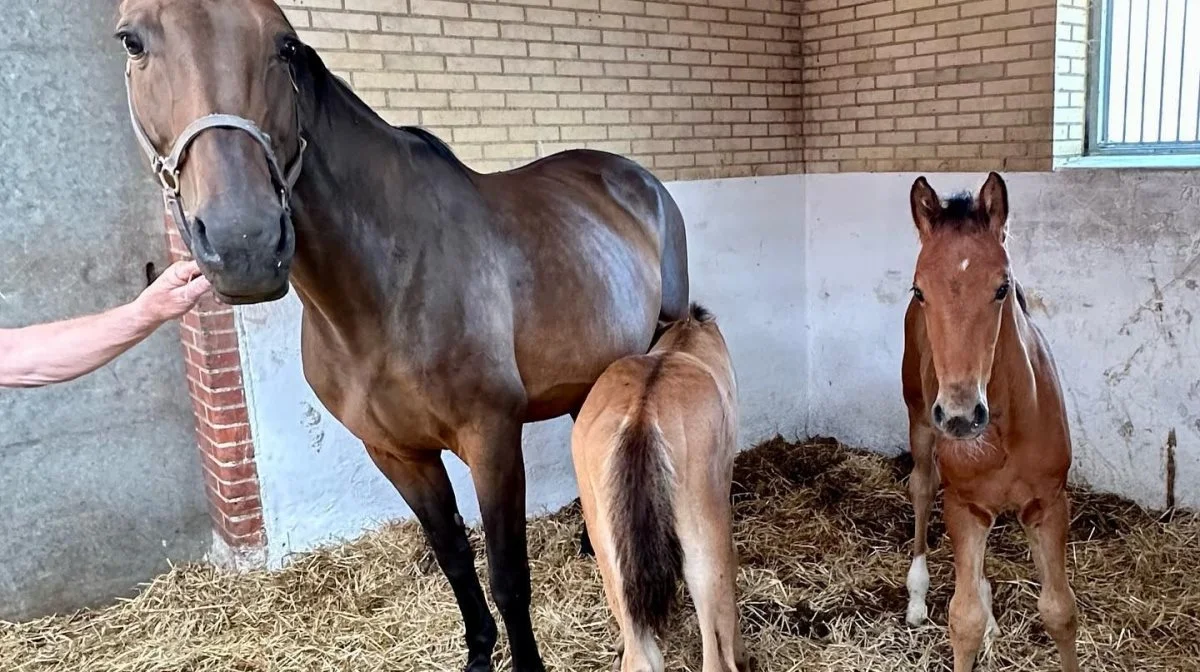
[
  {"xmin": 901, "ymin": 172, "xmax": 1078, "ymax": 672},
  {"xmin": 571, "ymin": 304, "xmax": 748, "ymax": 672},
  {"xmin": 114, "ymin": 1, "xmax": 688, "ymax": 670}
]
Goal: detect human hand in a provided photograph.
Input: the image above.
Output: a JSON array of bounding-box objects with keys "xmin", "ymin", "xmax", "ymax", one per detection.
[{"xmin": 135, "ymin": 260, "xmax": 213, "ymax": 322}]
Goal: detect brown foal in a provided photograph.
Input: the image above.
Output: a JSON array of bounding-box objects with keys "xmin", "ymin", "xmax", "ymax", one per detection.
[
  {"xmin": 571, "ymin": 304, "xmax": 748, "ymax": 672},
  {"xmin": 901, "ymin": 173, "xmax": 1079, "ymax": 672}
]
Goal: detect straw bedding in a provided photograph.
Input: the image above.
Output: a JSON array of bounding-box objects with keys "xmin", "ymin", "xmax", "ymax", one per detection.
[{"xmin": 2, "ymin": 437, "xmax": 1197, "ymax": 671}]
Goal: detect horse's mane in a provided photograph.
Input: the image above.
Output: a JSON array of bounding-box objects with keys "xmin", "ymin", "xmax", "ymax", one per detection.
[
  {"xmin": 931, "ymin": 192, "xmax": 991, "ymax": 233},
  {"xmin": 302, "ymin": 44, "xmax": 472, "ymax": 179}
]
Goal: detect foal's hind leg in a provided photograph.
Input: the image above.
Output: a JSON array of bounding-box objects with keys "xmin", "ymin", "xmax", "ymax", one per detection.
[
  {"xmin": 365, "ymin": 445, "xmax": 497, "ymax": 672},
  {"xmin": 906, "ymin": 423, "xmax": 938, "ymax": 626},
  {"xmin": 1022, "ymin": 492, "xmax": 1080, "ymax": 672},
  {"xmin": 679, "ymin": 501, "xmax": 748, "ymax": 672}
]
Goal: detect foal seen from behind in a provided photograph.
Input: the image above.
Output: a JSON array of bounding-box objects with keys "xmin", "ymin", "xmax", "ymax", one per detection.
[
  {"xmin": 572, "ymin": 304, "xmax": 748, "ymax": 672},
  {"xmin": 901, "ymin": 173, "xmax": 1079, "ymax": 672}
]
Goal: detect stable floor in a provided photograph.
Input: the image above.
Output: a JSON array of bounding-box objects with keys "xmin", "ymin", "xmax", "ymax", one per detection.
[{"xmin": 2, "ymin": 439, "xmax": 1197, "ymax": 672}]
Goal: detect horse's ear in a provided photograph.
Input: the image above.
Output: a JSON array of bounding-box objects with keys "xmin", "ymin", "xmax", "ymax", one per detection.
[
  {"xmin": 909, "ymin": 176, "xmax": 939, "ymax": 241},
  {"xmin": 978, "ymin": 171, "xmax": 1009, "ymax": 242}
]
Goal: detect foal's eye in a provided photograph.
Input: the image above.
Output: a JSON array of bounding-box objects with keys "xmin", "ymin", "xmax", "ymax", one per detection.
[
  {"xmin": 120, "ymin": 33, "xmax": 144, "ymax": 57},
  {"xmin": 912, "ymin": 287, "xmax": 925, "ymax": 303},
  {"xmin": 994, "ymin": 283, "xmax": 1010, "ymax": 301}
]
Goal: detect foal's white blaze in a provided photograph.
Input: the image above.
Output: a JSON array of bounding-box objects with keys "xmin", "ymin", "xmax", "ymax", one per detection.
[
  {"xmin": 906, "ymin": 554, "xmax": 930, "ymax": 626},
  {"xmin": 959, "ymin": 258, "xmax": 970, "ymax": 271}
]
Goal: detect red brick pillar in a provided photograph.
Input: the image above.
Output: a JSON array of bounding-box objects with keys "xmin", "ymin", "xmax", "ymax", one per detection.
[{"xmin": 165, "ymin": 221, "xmax": 267, "ymax": 566}]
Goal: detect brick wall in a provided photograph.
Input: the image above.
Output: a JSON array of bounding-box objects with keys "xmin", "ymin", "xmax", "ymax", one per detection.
[
  {"xmin": 166, "ymin": 224, "xmax": 265, "ymax": 560},
  {"xmin": 279, "ymin": 0, "xmax": 804, "ymax": 181},
  {"xmin": 1052, "ymin": 0, "xmax": 1088, "ymax": 165},
  {"xmin": 798, "ymin": 0, "xmax": 1059, "ymax": 173}
]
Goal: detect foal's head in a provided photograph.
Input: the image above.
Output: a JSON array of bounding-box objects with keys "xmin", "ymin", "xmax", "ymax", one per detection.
[
  {"xmin": 909, "ymin": 172, "xmax": 1013, "ymax": 440},
  {"xmin": 116, "ymin": 0, "xmax": 306, "ymax": 303}
]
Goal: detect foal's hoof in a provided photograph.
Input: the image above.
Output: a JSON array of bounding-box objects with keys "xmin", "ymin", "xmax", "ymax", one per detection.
[
  {"xmin": 984, "ymin": 614, "xmax": 1001, "ymax": 642},
  {"xmin": 906, "ymin": 599, "xmax": 929, "ymax": 627}
]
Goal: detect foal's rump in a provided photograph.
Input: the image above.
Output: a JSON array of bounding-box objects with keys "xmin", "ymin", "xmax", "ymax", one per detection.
[{"xmin": 573, "ymin": 352, "xmax": 732, "ymax": 633}]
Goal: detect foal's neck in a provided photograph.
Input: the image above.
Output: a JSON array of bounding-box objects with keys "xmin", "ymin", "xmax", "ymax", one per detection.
[{"xmin": 990, "ymin": 286, "xmax": 1038, "ymax": 415}]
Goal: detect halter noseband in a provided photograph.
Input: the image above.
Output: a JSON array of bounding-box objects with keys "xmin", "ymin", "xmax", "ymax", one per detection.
[{"xmin": 123, "ymin": 59, "xmax": 307, "ymax": 247}]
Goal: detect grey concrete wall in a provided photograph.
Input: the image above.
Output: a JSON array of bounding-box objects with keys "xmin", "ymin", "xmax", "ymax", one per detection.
[
  {"xmin": 806, "ymin": 170, "xmax": 1199, "ymax": 511},
  {"xmin": 0, "ymin": 0, "xmax": 210, "ymax": 619}
]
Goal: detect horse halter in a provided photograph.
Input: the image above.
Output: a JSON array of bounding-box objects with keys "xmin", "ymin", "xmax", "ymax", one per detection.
[{"xmin": 122, "ymin": 59, "xmax": 307, "ymax": 247}]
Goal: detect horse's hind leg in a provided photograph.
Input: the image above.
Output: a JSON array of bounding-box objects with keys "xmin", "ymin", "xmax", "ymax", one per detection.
[
  {"xmin": 906, "ymin": 422, "xmax": 937, "ymax": 626},
  {"xmin": 364, "ymin": 444, "xmax": 497, "ymax": 672},
  {"xmin": 1022, "ymin": 492, "xmax": 1080, "ymax": 672},
  {"xmin": 679, "ymin": 500, "xmax": 747, "ymax": 672}
]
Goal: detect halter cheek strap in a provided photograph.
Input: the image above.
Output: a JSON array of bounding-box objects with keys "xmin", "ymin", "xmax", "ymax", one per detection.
[{"xmin": 123, "ymin": 60, "xmax": 307, "ymax": 246}]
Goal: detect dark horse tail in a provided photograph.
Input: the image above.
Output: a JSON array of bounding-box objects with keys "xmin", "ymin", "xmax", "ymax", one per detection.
[{"xmin": 611, "ymin": 417, "xmax": 683, "ymax": 634}]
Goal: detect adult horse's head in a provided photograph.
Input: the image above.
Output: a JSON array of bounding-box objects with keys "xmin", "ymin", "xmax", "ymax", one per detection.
[
  {"xmin": 116, "ymin": 0, "xmax": 306, "ymax": 304},
  {"xmin": 908, "ymin": 172, "xmax": 1013, "ymax": 440}
]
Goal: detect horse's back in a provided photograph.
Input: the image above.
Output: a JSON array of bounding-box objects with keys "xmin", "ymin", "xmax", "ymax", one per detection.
[
  {"xmin": 489, "ymin": 149, "xmax": 689, "ymax": 321},
  {"xmin": 476, "ymin": 150, "xmax": 689, "ymax": 418}
]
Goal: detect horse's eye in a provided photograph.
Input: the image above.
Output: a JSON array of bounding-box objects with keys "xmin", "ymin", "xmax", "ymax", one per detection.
[
  {"xmin": 994, "ymin": 283, "xmax": 1010, "ymax": 301},
  {"xmin": 279, "ymin": 38, "xmax": 300, "ymax": 61},
  {"xmin": 912, "ymin": 287, "xmax": 925, "ymax": 303},
  {"xmin": 121, "ymin": 34, "xmax": 144, "ymax": 57}
]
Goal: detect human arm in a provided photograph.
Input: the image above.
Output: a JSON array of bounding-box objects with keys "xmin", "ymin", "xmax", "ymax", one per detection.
[{"xmin": 0, "ymin": 260, "xmax": 212, "ymax": 388}]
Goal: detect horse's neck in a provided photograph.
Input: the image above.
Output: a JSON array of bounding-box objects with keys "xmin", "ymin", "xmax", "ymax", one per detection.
[{"xmin": 284, "ymin": 79, "xmax": 460, "ymax": 324}]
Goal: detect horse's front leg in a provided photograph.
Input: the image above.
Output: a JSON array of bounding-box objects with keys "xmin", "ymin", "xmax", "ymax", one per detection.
[
  {"xmin": 462, "ymin": 416, "xmax": 546, "ymax": 672},
  {"xmin": 363, "ymin": 444, "xmax": 497, "ymax": 672}
]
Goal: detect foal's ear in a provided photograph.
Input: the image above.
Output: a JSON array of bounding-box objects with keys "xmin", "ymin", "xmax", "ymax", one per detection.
[
  {"xmin": 909, "ymin": 176, "xmax": 940, "ymax": 241},
  {"xmin": 979, "ymin": 171, "xmax": 1009, "ymax": 242}
]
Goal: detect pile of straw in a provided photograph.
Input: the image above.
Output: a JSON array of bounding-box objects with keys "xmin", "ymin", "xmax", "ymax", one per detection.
[{"xmin": 2, "ymin": 437, "xmax": 1197, "ymax": 671}]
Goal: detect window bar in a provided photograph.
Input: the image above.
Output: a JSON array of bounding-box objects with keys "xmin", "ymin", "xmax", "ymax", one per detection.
[
  {"xmin": 1122, "ymin": 0, "xmax": 1135, "ymax": 143},
  {"xmin": 1178, "ymin": 0, "xmax": 1189, "ymax": 141},
  {"xmin": 1140, "ymin": 0, "xmax": 1152, "ymax": 143},
  {"xmin": 1158, "ymin": 0, "xmax": 1170, "ymax": 142}
]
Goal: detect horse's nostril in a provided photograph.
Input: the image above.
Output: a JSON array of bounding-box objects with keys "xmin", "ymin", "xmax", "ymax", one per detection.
[
  {"xmin": 932, "ymin": 404, "xmax": 946, "ymax": 425},
  {"xmin": 275, "ymin": 213, "xmax": 291, "ymax": 256},
  {"xmin": 191, "ymin": 216, "xmax": 220, "ymax": 265},
  {"xmin": 973, "ymin": 403, "xmax": 988, "ymax": 427}
]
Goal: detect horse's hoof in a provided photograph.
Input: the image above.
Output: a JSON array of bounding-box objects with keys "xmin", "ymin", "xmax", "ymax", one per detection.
[
  {"xmin": 579, "ymin": 526, "xmax": 595, "ymax": 558},
  {"xmin": 906, "ymin": 599, "xmax": 928, "ymax": 627},
  {"xmin": 464, "ymin": 656, "xmax": 492, "ymax": 672}
]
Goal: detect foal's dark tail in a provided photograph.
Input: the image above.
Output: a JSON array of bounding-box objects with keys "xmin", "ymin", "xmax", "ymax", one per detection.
[{"xmin": 611, "ymin": 417, "xmax": 683, "ymax": 634}]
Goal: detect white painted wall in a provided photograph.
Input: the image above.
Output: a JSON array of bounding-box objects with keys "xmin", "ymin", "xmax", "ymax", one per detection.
[
  {"xmin": 235, "ymin": 175, "xmax": 809, "ymax": 565},
  {"xmin": 237, "ymin": 169, "xmax": 1198, "ymax": 564},
  {"xmin": 805, "ymin": 171, "xmax": 1199, "ymax": 511}
]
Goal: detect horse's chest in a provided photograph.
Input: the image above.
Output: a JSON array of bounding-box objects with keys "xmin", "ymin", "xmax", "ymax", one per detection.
[{"xmin": 299, "ymin": 328, "xmax": 435, "ymax": 448}]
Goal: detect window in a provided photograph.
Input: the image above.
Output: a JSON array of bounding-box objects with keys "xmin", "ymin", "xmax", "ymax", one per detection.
[{"xmin": 1089, "ymin": 0, "xmax": 1200, "ymax": 157}]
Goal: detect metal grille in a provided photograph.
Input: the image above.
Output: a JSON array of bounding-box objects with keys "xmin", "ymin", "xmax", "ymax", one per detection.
[{"xmin": 1090, "ymin": 0, "xmax": 1200, "ymax": 155}]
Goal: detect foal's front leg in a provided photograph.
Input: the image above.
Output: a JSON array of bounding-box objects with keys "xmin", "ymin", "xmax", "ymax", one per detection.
[
  {"xmin": 945, "ymin": 497, "xmax": 993, "ymax": 672},
  {"xmin": 1022, "ymin": 492, "xmax": 1080, "ymax": 672},
  {"xmin": 464, "ymin": 417, "xmax": 547, "ymax": 672},
  {"xmin": 906, "ymin": 422, "xmax": 937, "ymax": 626}
]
